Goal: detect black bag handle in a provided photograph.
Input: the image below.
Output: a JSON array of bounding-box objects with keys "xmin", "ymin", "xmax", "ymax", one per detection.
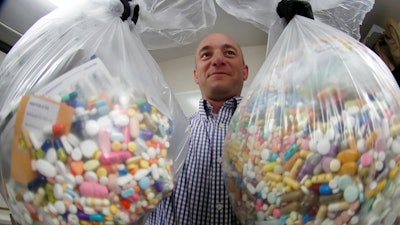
[
  {"xmin": 276, "ymin": 0, "xmax": 314, "ymax": 23},
  {"xmin": 120, "ymin": 0, "xmax": 140, "ymax": 24}
]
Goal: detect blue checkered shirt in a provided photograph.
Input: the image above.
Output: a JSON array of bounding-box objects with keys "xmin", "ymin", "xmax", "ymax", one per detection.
[{"xmin": 146, "ymin": 97, "xmax": 243, "ymax": 225}]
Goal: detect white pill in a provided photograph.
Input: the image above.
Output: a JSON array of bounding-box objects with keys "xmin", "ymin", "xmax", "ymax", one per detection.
[
  {"xmin": 99, "ymin": 176, "xmax": 109, "ymax": 185},
  {"xmin": 317, "ymin": 138, "xmax": 330, "ymax": 155},
  {"xmin": 42, "ymin": 125, "xmax": 53, "ymax": 136},
  {"xmin": 68, "ymin": 204, "xmax": 78, "ymax": 214},
  {"xmin": 150, "ymin": 164, "xmax": 160, "ymax": 180},
  {"xmin": 36, "ymin": 159, "xmax": 57, "ymax": 177},
  {"xmin": 65, "ymin": 173, "xmax": 76, "ymax": 187},
  {"xmin": 84, "ymin": 206, "xmax": 96, "ymax": 215},
  {"xmin": 45, "ymin": 148, "xmax": 57, "ymax": 164},
  {"xmin": 84, "ymin": 171, "xmax": 98, "ymax": 182},
  {"xmin": 97, "ymin": 116, "xmax": 112, "ymax": 128},
  {"xmin": 29, "ymin": 131, "xmax": 43, "ymax": 150},
  {"xmin": 67, "ymin": 214, "xmax": 79, "ymax": 225},
  {"xmin": 114, "ymin": 114, "xmax": 130, "ymax": 127},
  {"xmin": 117, "ymin": 174, "xmax": 133, "ymax": 186},
  {"xmin": 133, "ymin": 169, "xmax": 150, "ymax": 180},
  {"xmin": 80, "ymin": 140, "xmax": 98, "ymax": 158},
  {"xmin": 147, "ymin": 147, "xmax": 156, "ymax": 158},
  {"xmin": 23, "ymin": 191, "xmax": 35, "ymax": 202},
  {"xmin": 55, "ymin": 161, "xmax": 67, "ymax": 174},
  {"xmin": 85, "ymin": 120, "xmax": 99, "ymax": 136},
  {"xmin": 63, "ymin": 193, "xmax": 73, "ymax": 203},
  {"xmin": 54, "ymin": 200, "xmax": 66, "ymax": 214},
  {"xmin": 60, "ymin": 135, "xmax": 73, "ymax": 154},
  {"xmin": 54, "ymin": 183, "xmax": 64, "ymax": 199},
  {"xmin": 47, "ymin": 203, "xmax": 58, "ymax": 214},
  {"xmin": 67, "ymin": 133, "xmax": 80, "ymax": 147},
  {"xmin": 71, "ymin": 147, "xmax": 83, "ymax": 161},
  {"xmin": 75, "ymin": 175, "xmax": 84, "ymax": 184}
]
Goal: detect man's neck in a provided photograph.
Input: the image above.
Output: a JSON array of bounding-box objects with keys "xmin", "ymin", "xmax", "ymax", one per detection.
[{"xmin": 206, "ymin": 98, "xmax": 228, "ymax": 114}]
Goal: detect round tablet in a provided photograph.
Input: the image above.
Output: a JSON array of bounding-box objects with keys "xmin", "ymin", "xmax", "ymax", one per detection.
[{"xmin": 343, "ymin": 185, "xmax": 359, "ymax": 202}]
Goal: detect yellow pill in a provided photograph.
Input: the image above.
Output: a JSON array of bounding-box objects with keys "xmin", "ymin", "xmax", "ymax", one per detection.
[
  {"xmin": 139, "ymin": 160, "xmax": 150, "ymax": 168},
  {"xmin": 127, "ymin": 163, "xmax": 139, "ymax": 171},
  {"xmin": 92, "ymin": 149, "xmax": 102, "ymax": 160},
  {"xmin": 289, "ymin": 158, "xmax": 303, "ymax": 178},
  {"xmin": 126, "ymin": 156, "xmax": 141, "ymax": 164},
  {"xmin": 365, "ymin": 179, "xmax": 387, "ymax": 199},
  {"xmin": 96, "ymin": 167, "xmax": 108, "ymax": 177},
  {"xmin": 83, "ymin": 159, "xmax": 100, "ymax": 171},
  {"xmin": 110, "ymin": 204, "xmax": 119, "ymax": 215},
  {"xmin": 128, "ymin": 109, "xmax": 137, "ymax": 117},
  {"xmin": 263, "ymin": 162, "xmax": 277, "ymax": 172},
  {"xmin": 127, "ymin": 142, "xmax": 137, "ymax": 152},
  {"xmin": 283, "ymin": 176, "xmax": 301, "ymax": 190},
  {"xmin": 389, "ymin": 165, "xmax": 400, "ymax": 180},
  {"xmin": 265, "ymin": 172, "xmax": 283, "ymax": 182},
  {"xmin": 311, "ymin": 173, "xmax": 333, "ymax": 183},
  {"xmin": 111, "ymin": 141, "xmax": 122, "ymax": 151},
  {"xmin": 161, "ymin": 149, "xmax": 167, "ymax": 157}
]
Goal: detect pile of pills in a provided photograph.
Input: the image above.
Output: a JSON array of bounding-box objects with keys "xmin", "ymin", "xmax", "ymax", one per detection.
[
  {"xmin": 11, "ymin": 91, "xmax": 174, "ymax": 225},
  {"xmin": 223, "ymin": 41, "xmax": 400, "ymax": 224}
]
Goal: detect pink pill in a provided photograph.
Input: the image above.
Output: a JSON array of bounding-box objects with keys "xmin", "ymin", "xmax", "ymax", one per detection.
[
  {"xmin": 100, "ymin": 150, "xmax": 132, "ymax": 165},
  {"xmin": 79, "ymin": 181, "xmax": 108, "ymax": 198},
  {"xmin": 360, "ymin": 152, "xmax": 373, "ymax": 167}
]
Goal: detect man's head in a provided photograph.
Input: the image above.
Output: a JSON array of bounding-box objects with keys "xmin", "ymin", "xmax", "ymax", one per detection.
[{"xmin": 194, "ymin": 32, "xmax": 248, "ymax": 102}]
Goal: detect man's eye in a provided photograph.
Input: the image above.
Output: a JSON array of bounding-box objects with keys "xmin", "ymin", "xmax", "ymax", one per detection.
[
  {"xmin": 226, "ymin": 50, "xmax": 236, "ymax": 56},
  {"xmin": 201, "ymin": 52, "xmax": 210, "ymax": 58}
]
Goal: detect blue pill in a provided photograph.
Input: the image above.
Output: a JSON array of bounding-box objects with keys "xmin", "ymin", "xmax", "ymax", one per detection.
[
  {"xmin": 139, "ymin": 177, "xmax": 151, "ymax": 190},
  {"xmin": 319, "ymin": 183, "xmax": 333, "ymax": 195}
]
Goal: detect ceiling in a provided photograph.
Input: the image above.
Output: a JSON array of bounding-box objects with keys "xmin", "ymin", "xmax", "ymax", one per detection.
[{"xmin": 0, "ymin": 0, "xmax": 268, "ymax": 63}]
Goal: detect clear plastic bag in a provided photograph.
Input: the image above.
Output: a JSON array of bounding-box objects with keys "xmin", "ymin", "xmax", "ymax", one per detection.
[
  {"xmin": 134, "ymin": 0, "xmax": 216, "ymax": 50},
  {"xmin": 216, "ymin": 0, "xmax": 374, "ymax": 54},
  {"xmin": 223, "ymin": 15, "xmax": 400, "ymax": 225},
  {"xmin": 0, "ymin": 0, "xmax": 189, "ymax": 224}
]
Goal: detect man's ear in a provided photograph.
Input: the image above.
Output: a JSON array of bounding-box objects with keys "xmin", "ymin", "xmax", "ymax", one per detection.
[
  {"xmin": 243, "ymin": 65, "xmax": 249, "ymax": 81},
  {"xmin": 194, "ymin": 69, "xmax": 200, "ymax": 84}
]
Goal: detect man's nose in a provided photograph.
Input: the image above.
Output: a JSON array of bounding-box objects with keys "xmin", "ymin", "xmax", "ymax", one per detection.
[{"xmin": 212, "ymin": 51, "xmax": 225, "ymax": 66}]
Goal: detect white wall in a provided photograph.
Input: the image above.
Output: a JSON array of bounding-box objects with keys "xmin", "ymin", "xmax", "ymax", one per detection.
[
  {"xmin": 0, "ymin": 51, "xmax": 5, "ymax": 64},
  {"xmin": 160, "ymin": 45, "xmax": 267, "ymax": 116}
]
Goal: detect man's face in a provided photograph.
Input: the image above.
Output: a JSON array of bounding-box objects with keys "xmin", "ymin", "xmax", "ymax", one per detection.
[{"xmin": 194, "ymin": 33, "xmax": 248, "ymax": 101}]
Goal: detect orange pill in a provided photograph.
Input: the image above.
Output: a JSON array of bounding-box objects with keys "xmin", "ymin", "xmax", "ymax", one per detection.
[
  {"xmin": 365, "ymin": 131, "xmax": 378, "ymax": 149},
  {"xmin": 337, "ymin": 150, "xmax": 359, "ymax": 163},
  {"xmin": 338, "ymin": 162, "xmax": 358, "ymax": 176},
  {"xmin": 70, "ymin": 160, "xmax": 84, "ymax": 175}
]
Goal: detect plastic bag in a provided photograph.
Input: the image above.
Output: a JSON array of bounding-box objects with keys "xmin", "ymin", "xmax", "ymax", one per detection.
[
  {"xmin": 223, "ymin": 15, "xmax": 400, "ymax": 225},
  {"xmin": 216, "ymin": 0, "xmax": 374, "ymax": 54},
  {"xmin": 134, "ymin": 0, "xmax": 216, "ymax": 50},
  {"xmin": 0, "ymin": 0, "xmax": 189, "ymax": 224}
]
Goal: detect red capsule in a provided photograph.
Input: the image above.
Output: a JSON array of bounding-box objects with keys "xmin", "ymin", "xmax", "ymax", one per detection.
[{"xmin": 52, "ymin": 122, "xmax": 66, "ymax": 137}]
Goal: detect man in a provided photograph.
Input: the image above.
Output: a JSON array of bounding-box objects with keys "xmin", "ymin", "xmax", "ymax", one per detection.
[{"xmin": 147, "ymin": 32, "xmax": 248, "ymax": 225}]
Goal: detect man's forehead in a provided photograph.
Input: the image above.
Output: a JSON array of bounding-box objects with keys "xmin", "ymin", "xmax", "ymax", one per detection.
[{"xmin": 197, "ymin": 43, "xmax": 238, "ymax": 53}]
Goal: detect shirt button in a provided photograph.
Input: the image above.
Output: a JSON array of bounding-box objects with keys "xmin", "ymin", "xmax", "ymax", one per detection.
[
  {"xmin": 216, "ymin": 204, "xmax": 223, "ymax": 210},
  {"xmin": 219, "ymin": 123, "xmax": 225, "ymax": 129},
  {"xmin": 217, "ymin": 157, "xmax": 223, "ymax": 164}
]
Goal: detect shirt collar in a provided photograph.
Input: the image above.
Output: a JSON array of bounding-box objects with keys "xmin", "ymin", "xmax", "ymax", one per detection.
[{"xmin": 198, "ymin": 96, "xmax": 242, "ymax": 119}]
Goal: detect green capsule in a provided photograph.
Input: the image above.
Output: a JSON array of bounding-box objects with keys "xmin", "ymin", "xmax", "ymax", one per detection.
[
  {"xmin": 45, "ymin": 183, "xmax": 55, "ymax": 204},
  {"xmin": 57, "ymin": 147, "xmax": 68, "ymax": 162},
  {"xmin": 35, "ymin": 149, "xmax": 45, "ymax": 159}
]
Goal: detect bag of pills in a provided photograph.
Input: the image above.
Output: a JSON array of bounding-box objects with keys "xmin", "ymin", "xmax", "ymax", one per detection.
[
  {"xmin": 223, "ymin": 6, "xmax": 400, "ymax": 225},
  {"xmin": 0, "ymin": 0, "xmax": 196, "ymax": 224}
]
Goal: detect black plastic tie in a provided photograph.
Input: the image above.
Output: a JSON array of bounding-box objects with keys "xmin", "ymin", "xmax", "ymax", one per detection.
[
  {"xmin": 276, "ymin": 0, "xmax": 314, "ymax": 23},
  {"xmin": 120, "ymin": 0, "xmax": 140, "ymax": 24}
]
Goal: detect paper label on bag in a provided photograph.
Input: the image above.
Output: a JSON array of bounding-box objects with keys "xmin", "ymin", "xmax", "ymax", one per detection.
[
  {"xmin": 11, "ymin": 97, "xmax": 74, "ymax": 186},
  {"xmin": 11, "ymin": 57, "xmax": 115, "ymax": 185},
  {"xmin": 36, "ymin": 57, "xmax": 117, "ymax": 99}
]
